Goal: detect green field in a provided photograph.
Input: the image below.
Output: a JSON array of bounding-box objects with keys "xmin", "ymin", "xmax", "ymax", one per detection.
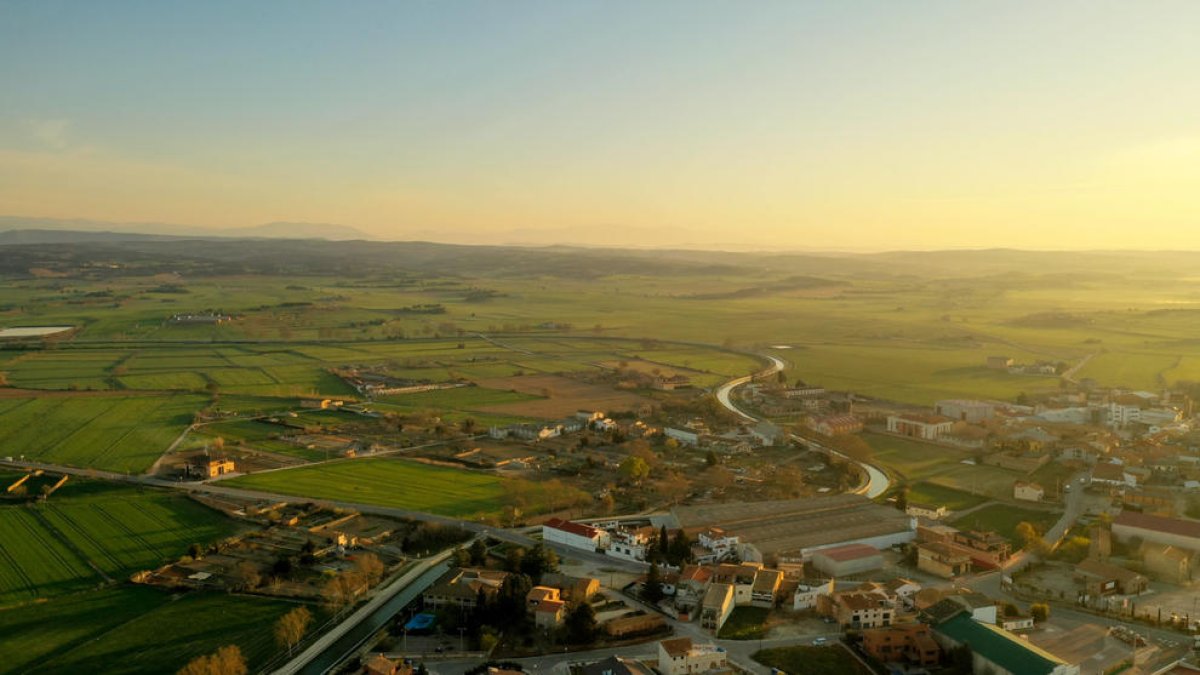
[
  {"xmin": 0, "ymin": 586, "xmax": 294, "ymax": 675},
  {"xmin": 907, "ymin": 481, "xmax": 988, "ymax": 511},
  {"xmin": 225, "ymin": 457, "xmax": 508, "ymax": 518},
  {"xmin": 0, "ymin": 395, "xmax": 204, "ymax": 473},
  {"xmin": 754, "ymin": 645, "xmax": 872, "ymax": 675},
  {"xmin": 0, "ymin": 484, "xmax": 237, "ymax": 606},
  {"xmin": 950, "ymin": 503, "xmax": 1060, "ymax": 543}
]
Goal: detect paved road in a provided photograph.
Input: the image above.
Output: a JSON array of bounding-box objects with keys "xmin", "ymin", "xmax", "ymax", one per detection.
[{"xmin": 712, "ymin": 355, "xmax": 891, "ymax": 499}]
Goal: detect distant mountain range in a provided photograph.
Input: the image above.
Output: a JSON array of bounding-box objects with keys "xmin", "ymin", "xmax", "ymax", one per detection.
[{"xmin": 0, "ymin": 216, "xmax": 372, "ymax": 241}]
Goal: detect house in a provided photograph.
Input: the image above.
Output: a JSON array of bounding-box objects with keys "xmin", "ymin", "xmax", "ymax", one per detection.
[
  {"xmin": 884, "ymin": 578, "xmax": 922, "ymax": 609},
  {"xmin": 541, "ymin": 572, "xmax": 601, "ymax": 602},
  {"xmin": 542, "ymin": 518, "xmax": 609, "ymax": 552},
  {"xmin": 750, "ymin": 569, "xmax": 783, "ymax": 608},
  {"xmin": 1144, "ymin": 545, "xmax": 1192, "ymax": 583},
  {"xmin": 1075, "ymin": 559, "xmax": 1148, "ymax": 596},
  {"xmin": 534, "ymin": 598, "xmax": 567, "ymax": 629},
  {"xmin": 951, "ymin": 530, "xmax": 1011, "ymax": 568},
  {"xmin": 711, "ymin": 563, "xmax": 761, "ymax": 605},
  {"xmin": 793, "ymin": 579, "xmax": 834, "ymax": 610},
  {"xmin": 811, "ymin": 543, "xmax": 883, "ymax": 577},
  {"xmin": 700, "ymin": 583, "xmax": 735, "ymax": 632},
  {"xmin": 935, "ymin": 400, "xmax": 996, "ymax": 423},
  {"xmin": 932, "ymin": 612, "xmax": 1079, "ymax": 675},
  {"xmin": 201, "ymin": 457, "xmax": 236, "ymax": 478},
  {"xmin": 1112, "ymin": 511, "xmax": 1200, "ymax": 553},
  {"xmin": 580, "ymin": 655, "xmax": 655, "ymax": 675},
  {"xmin": 696, "ymin": 528, "xmax": 739, "ymax": 563},
  {"xmin": 526, "ymin": 586, "xmax": 560, "ymax": 608},
  {"xmin": 653, "ymin": 375, "xmax": 692, "ymax": 391},
  {"xmin": 423, "ymin": 568, "xmax": 509, "ymax": 610},
  {"xmin": 917, "ymin": 542, "xmax": 971, "ymax": 579},
  {"xmin": 823, "ymin": 586, "xmax": 895, "ymax": 629},
  {"xmin": 905, "ymin": 502, "xmax": 948, "ymax": 520},
  {"xmin": 657, "ymin": 638, "xmax": 728, "ymax": 675},
  {"xmin": 807, "ymin": 414, "xmax": 863, "ymax": 436},
  {"xmin": 1091, "ymin": 463, "xmax": 1136, "ymax": 488},
  {"xmin": 1123, "ymin": 488, "xmax": 1175, "ymax": 517},
  {"xmin": 886, "ymin": 414, "xmax": 954, "ymax": 441},
  {"xmin": 862, "ymin": 623, "xmax": 941, "ymax": 667},
  {"xmin": 363, "ymin": 654, "xmax": 413, "ymax": 675},
  {"xmin": 608, "ymin": 529, "xmax": 650, "ymax": 562},
  {"xmin": 1013, "ymin": 481, "xmax": 1045, "ymax": 502}
]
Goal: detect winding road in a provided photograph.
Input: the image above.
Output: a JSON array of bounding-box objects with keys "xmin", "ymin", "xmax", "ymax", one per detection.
[{"xmin": 714, "ymin": 353, "xmax": 891, "ymax": 499}]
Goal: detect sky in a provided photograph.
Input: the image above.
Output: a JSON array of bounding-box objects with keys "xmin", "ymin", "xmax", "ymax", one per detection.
[{"xmin": 2, "ymin": 1, "xmax": 1199, "ymax": 250}]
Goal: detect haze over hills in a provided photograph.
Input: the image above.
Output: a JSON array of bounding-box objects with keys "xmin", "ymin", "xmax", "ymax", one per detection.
[{"xmin": 0, "ymin": 216, "xmax": 372, "ymax": 242}]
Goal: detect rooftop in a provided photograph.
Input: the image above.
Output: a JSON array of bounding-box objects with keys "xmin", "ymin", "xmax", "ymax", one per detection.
[
  {"xmin": 660, "ymin": 637, "xmax": 693, "ymax": 658},
  {"xmin": 1114, "ymin": 511, "xmax": 1200, "ymax": 540},
  {"xmin": 544, "ymin": 517, "xmax": 603, "ymax": 539},
  {"xmin": 934, "ymin": 613, "xmax": 1067, "ymax": 675}
]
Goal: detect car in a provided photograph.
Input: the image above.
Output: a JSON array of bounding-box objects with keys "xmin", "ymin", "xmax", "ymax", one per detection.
[{"xmin": 812, "ymin": 637, "xmax": 829, "ymax": 646}]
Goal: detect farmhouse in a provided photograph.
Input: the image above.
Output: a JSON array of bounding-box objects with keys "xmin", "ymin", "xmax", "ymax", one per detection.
[
  {"xmin": 696, "ymin": 528, "xmax": 739, "ymax": 563},
  {"xmin": 534, "ymin": 598, "xmax": 567, "ymax": 629},
  {"xmin": 542, "ymin": 518, "xmax": 609, "ymax": 552},
  {"xmin": 811, "ymin": 543, "xmax": 883, "ymax": 577},
  {"xmin": 1112, "ymin": 511, "xmax": 1200, "ymax": 553},
  {"xmin": 917, "ymin": 542, "xmax": 971, "ymax": 579},
  {"xmin": 423, "ymin": 568, "xmax": 509, "ymax": 610},
  {"xmin": 987, "ymin": 356, "xmax": 1014, "ymax": 370},
  {"xmin": 700, "ymin": 583, "xmax": 734, "ymax": 632},
  {"xmin": 822, "ymin": 585, "xmax": 895, "ymax": 629},
  {"xmin": 905, "ymin": 502, "xmax": 947, "ymax": 520},
  {"xmin": 886, "ymin": 414, "xmax": 953, "ymax": 441},
  {"xmin": 1074, "ymin": 559, "xmax": 1148, "ymax": 596},
  {"xmin": 1091, "ymin": 463, "xmax": 1136, "ymax": 488},
  {"xmin": 1144, "ymin": 545, "xmax": 1192, "ymax": 583},
  {"xmin": 1013, "ymin": 481, "xmax": 1045, "ymax": 502}
]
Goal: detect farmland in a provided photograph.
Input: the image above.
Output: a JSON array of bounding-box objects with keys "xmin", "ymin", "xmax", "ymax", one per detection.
[
  {"xmin": 0, "ymin": 586, "xmax": 294, "ymax": 675},
  {"xmin": 0, "ymin": 483, "xmax": 238, "ymax": 606},
  {"xmin": 950, "ymin": 503, "xmax": 1060, "ymax": 543},
  {"xmin": 224, "ymin": 457, "xmax": 510, "ymax": 518},
  {"xmin": 0, "ymin": 394, "xmax": 204, "ymax": 473}
]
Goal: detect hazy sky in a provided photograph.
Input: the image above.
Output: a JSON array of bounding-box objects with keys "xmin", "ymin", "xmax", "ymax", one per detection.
[{"xmin": 2, "ymin": 1, "xmax": 1199, "ymax": 250}]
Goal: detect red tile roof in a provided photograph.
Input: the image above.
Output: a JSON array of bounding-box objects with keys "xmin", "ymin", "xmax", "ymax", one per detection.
[{"xmin": 544, "ymin": 517, "xmax": 602, "ymax": 539}]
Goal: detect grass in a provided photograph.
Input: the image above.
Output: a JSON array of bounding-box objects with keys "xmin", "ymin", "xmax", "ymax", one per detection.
[
  {"xmin": 753, "ymin": 645, "xmax": 872, "ymax": 675},
  {"xmin": 907, "ymin": 481, "xmax": 988, "ymax": 511},
  {"xmin": 950, "ymin": 503, "xmax": 1060, "ymax": 543},
  {"xmin": 864, "ymin": 432, "xmax": 975, "ymax": 479},
  {"xmin": 0, "ymin": 586, "xmax": 295, "ymax": 675},
  {"xmin": 224, "ymin": 457, "xmax": 508, "ymax": 518},
  {"xmin": 716, "ymin": 606, "xmax": 771, "ymax": 640},
  {"xmin": 0, "ymin": 484, "xmax": 238, "ymax": 606},
  {"xmin": 0, "ymin": 395, "xmax": 204, "ymax": 473}
]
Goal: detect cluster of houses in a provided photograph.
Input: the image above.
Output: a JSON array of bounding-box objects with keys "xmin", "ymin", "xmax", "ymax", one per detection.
[
  {"xmin": 488, "ymin": 411, "xmax": 660, "ymax": 443},
  {"xmin": 542, "ymin": 519, "xmax": 742, "ymax": 565},
  {"xmin": 422, "ymin": 566, "xmax": 605, "ymax": 631},
  {"xmin": 331, "ymin": 366, "xmax": 471, "ymax": 398}
]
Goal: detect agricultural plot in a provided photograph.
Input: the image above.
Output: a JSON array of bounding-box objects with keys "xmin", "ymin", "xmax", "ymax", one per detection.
[
  {"xmin": 906, "ymin": 481, "xmax": 988, "ymax": 511},
  {"xmin": 1077, "ymin": 351, "xmax": 1178, "ymax": 390},
  {"xmin": 380, "ymin": 385, "xmax": 542, "ymax": 410},
  {"xmin": 225, "ymin": 457, "xmax": 507, "ymax": 518},
  {"xmin": 0, "ymin": 484, "xmax": 236, "ymax": 606},
  {"xmin": 864, "ymin": 433, "xmax": 974, "ymax": 479},
  {"xmin": 475, "ymin": 374, "xmax": 652, "ymax": 419},
  {"xmin": 951, "ymin": 503, "xmax": 1060, "ymax": 543},
  {"xmin": 0, "ymin": 586, "xmax": 294, "ymax": 675},
  {"xmin": 0, "ymin": 394, "xmax": 205, "ymax": 473}
]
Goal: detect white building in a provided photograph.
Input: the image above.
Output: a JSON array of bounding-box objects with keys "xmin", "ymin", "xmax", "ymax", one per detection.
[
  {"xmin": 906, "ymin": 502, "xmax": 948, "ymax": 520},
  {"xmin": 542, "ymin": 518, "xmax": 609, "ymax": 552},
  {"xmin": 697, "ymin": 528, "xmax": 739, "ymax": 563},
  {"xmin": 607, "ymin": 530, "xmax": 649, "ymax": 562},
  {"xmin": 886, "ymin": 414, "xmax": 954, "ymax": 441},
  {"xmin": 793, "ymin": 579, "xmax": 833, "ymax": 610},
  {"xmin": 664, "ymin": 427, "xmax": 700, "ymax": 446}
]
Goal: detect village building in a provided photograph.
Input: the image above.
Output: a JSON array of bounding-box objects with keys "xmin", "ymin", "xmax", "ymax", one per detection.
[
  {"xmin": 696, "ymin": 528, "xmax": 739, "ymax": 563},
  {"xmin": 792, "ymin": 579, "xmax": 834, "ymax": 610},
  {"xmin": 1091, "ymin": 463, "xmax": 1137, "ymax": 488},
  {"xmin": 657, "ymin": 638, "xmax": 728, "ymax": 675},
  {"xmin": 935, "ymin": 399, "xmax": 996, "ymax": 423},
  {"xmin": 580, "ymin": 655, "xmax": 655, "ymax": 675},
  {"xmin": 1075, "ymin": 559, "xmax": 1149, "ymax": 596},
  {"xmin": 423, "ymin": 568, "xmax": 509, "ymax": 610},
  {"xmin": 526, "ymin": 586, "xmax": 560, "ymax": 608},
  {"xmin": 542, "ymin": 518, "xmax": 609, "ymax": 552},
  {"xmin": 862, "ymin": 623, "xmax": 941, "ymax": 667},
  {"xmin": 1113, "ymin": 511, "xmax": 1200, "ymax": 553},
  {"xmin": 886, "ymin": 414, "xmax": 954, "ymax": 441},
  {"xmin": 700, "ymin": 583, "xmax": 734, "ymax": 632},
  {"xmin": 750, "ymin": 569, "xmax": 783, "ymax": 608},
  {"xmin": 917, "ymin": 542, "xmax": 972, "ymax": 579},
  {"xmin": 811, "ymin": 543, "xmax": 883, "ymax": 577},
  {"xmin": 821, "ymin": 585, "xmax": 895, "ymax": 629},
  {"xmin": 534, "ymin": 598, "xmax": 567, "ymax": 629},
  {"xmin": 905, "ymin": 502, "xmax": 947, "ymax": 520},
  {"xmin": 1013, "ymin": 481, "xmax": 1045, "ymax": 502},
  {"xmin": 932, "ymin": 612, "xmax": 1079, "ymax": 675},
  {"xmin": 806, "ymin": 414, "xmax": 863, "ymax": 436},
  {"xmin": 200, "ymin": 457, "xmax": 236, "ymax": 478},
  {"xmin": 1144, "ymin": 545, "xmax": 1193, "ymax": 583},
  {"xmin": 540, "ymin": 572, "xmax": 601, "ymax": 602}
]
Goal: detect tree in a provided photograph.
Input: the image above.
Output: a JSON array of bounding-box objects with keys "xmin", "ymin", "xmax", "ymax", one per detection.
[
  {"xmin": 355, "ymin": 553, "xmax": 385, "ymax": 585},
  {"xmin": 895, "ymin": 485, "xmax": 909, "ymax": 512},
  {"xmin": 177, "ymin": 645, "xmax": 247, "ymax": 675},
  {"xmin": 519, "ymin": 544, "xmax": 558, "ymax": 582},
  {"xmin": 1015, "ymin": 521, "xmax": 1047, "ymax": 554},
  {"xmin": 618, "ymin": 456, "xmax": 650, "ymax": 484},
  {"xmin": 565, "ymin": 602, "xmax": 598, "ymax": 644},
  {"xmin": 275, "ymin": 606, "xmax": 312, "ymax": 655},
  {"xmin": 504, "ymin": 547, "xmax": 524, "ymax": 573},
  {"xmin": 705, "ymin": 450, "xmax": 719, "ymax": 467},
  {"xmin": 453, "ymin": 547, "xmax": 472, "ymax": 568},
  {"xmin": 669, "ymin": 529, "xmax": 693, "ymax": 566},
  {"xmin": 642, "ymin": 563, "xmax": 665, "ymax": 604},
  {"xmin": 231, "ymin": 561, "xmax": 261, "ymax": 591},
  {"xmin": 271, "ymin": 555, "xmax": 295, "ymax": 580},
  {"xmin": 469, "ymin": 538, "xmax": 488, "ymax": 566},
  {"xmin": 188, "ymin": 543, "xmax": 204, "ymax": 560},
  {"xmin": 1030, "ymin": 603, "xmax": 1050, "ymax": 622},
  {"xmin": 322, "ymin": 572, "xmax": 364, "ymax": 613}
]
